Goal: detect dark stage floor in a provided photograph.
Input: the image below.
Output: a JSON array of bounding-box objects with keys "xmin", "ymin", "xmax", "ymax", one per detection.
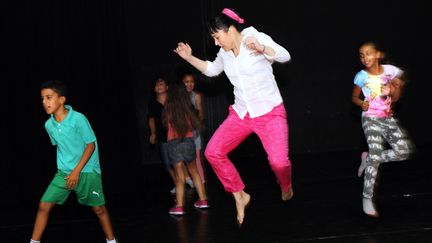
[{"xmin": 2, "ymin": 145, "xmax": 432, "ymax": 243}]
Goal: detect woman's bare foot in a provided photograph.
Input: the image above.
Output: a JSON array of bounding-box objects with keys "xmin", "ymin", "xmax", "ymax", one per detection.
[
  {"xmin": 282, "ymin": 187, "xmax": 294, "ymax": 201},
  {"xmin": 233, "ymin": 191, "xmax": 251, "ymax": 226}
]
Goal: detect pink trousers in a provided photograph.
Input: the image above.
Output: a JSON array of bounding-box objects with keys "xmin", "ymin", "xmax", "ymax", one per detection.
[{"xmin": 204, "ymin": 103, "xmax": 292, "ymax": 193}]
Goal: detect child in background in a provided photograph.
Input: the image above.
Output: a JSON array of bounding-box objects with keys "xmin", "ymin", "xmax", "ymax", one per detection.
[
  {"xmin": 163, "ymin": 84, "xmax": 209, "ymax": 215},
  {"xmin": 352, "ymin": 41, "xmax": 415, "ymax": 217},
  {"xmin": 147, "ymin": 76, "xmax": 195, "ymax": 194},
  {"xmin": 31, "ymin": 80, "xmax": 118, "ymax": 243},
  {"xmin": 181, "ymin": 71, "xmax": 207, "ymax": 184}
]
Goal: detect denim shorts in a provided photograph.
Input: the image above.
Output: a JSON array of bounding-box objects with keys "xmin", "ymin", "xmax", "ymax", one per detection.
[{"xmin": 167, "ymin": 137, "xmax": 196, "ymax": 165}]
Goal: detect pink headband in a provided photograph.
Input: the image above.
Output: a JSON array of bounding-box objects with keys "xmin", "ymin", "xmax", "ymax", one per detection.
[{"xmin": 222, "ymin": 8, "xmax": 244, "ymax": 24}]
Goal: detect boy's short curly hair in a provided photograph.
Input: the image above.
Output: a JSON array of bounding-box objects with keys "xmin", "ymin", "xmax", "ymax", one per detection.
[{"xmin": 40, "ymin": 80, "xmax": 68, "ymax": 97}]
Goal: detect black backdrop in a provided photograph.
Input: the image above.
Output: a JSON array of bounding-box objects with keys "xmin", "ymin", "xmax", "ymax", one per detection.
[{"xmin": 4, "ymin": 0, "xmax": 431, "ymax": 205}]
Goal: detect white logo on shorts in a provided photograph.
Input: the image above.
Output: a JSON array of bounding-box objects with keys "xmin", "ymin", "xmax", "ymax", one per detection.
[{"xmin": 92, "ymin": 191, "xmax": 100, "ymax": 197}]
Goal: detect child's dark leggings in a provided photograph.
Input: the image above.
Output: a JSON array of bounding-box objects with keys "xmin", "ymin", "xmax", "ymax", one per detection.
[{"xmin": 361, "ymin": 115, "xmax": 414, "ymax": 199}]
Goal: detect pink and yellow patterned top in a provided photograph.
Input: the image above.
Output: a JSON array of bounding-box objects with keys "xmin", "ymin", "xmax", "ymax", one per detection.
[{"xmin": 354, "ymin": 64, "xmax": 403, "ymax": 118}]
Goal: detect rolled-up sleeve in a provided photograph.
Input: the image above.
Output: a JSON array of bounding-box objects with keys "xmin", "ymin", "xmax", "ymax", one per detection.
[
  {"xmin": 257, "ymin": 32, "xmax": 291, "ymax": 63},
  {"xmin": 203, "ymin": 51, "xmax": 225, "ymax": 77}
]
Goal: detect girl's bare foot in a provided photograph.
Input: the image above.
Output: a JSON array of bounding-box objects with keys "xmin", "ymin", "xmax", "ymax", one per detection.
[
  {"xmin": 233, "ymin": 191, "xmax": 251, "ymax": 226},
  {"xmin": 282, "ymin": 187, "xmax": 293, "ymax": 201}
]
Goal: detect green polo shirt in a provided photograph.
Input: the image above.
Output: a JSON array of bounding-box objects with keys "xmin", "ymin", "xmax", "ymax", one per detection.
[{"xmin": 45, "ymin": 105, "xmax": 101, "ymax": 174}]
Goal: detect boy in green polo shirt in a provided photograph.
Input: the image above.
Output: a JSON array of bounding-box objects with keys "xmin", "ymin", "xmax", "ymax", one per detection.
[{"xmin": 30, "ymin": 80, "xmax": 118, "ymax": 243}]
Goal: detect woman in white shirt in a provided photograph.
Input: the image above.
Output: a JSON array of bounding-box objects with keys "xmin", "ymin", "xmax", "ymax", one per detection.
[{"xmin": 174, "ymin": 7, "xmax": 293, "ymax": 226}]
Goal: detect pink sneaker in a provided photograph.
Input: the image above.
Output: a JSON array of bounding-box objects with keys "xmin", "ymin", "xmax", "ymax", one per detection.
[
  {"xmin": 194, "ymin": 200, "xmax": 210, "ymax": 209},
  {"xmin": 169, "ymin": 206, "xmax": 186, "ymax": 215}
]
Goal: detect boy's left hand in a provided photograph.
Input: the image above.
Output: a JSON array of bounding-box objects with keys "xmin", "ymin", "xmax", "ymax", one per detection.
[{"xmin": 65, "ymin": 170, "xmax": 80, "ymax": 189}]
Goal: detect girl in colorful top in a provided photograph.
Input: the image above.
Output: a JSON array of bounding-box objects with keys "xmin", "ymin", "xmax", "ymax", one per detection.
[
  {"xmin": 163, "ymin": 84, "xmax": 209, "ymax": 215},
  {"xmin": 174, "ymin": 8, "xmax": 293, "ymax": 225},
  {"xmin": 352, "ymin": 41, "xmax": 415, "ymax": 217}
]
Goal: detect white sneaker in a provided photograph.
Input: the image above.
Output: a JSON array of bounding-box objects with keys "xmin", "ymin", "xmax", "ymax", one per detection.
[
  {"xmin": 186, "ymin": 178, "xmax": 195, "ymax": 188},
  {"xmin": 362, "ymin": 198, "xmax": 379, "ymax": 217},
  {"xmin": 358, "ymin": 152, "xmax": 368, "ymax": 177}
]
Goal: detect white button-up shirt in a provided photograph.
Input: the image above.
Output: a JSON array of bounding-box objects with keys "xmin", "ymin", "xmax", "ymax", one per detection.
[{"xmin": 203, "ymin": 27, "xmax": 291, "ymax": 119}]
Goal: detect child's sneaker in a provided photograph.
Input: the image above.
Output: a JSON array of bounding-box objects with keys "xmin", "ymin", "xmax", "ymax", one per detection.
[
  {"xmin": 106, "ymin": 238, "xmax": 118, "ymax": 243},
  {"xmin": 186, "ymin": 177, "xmax": 195, "ymax": 188},
  {"xmin": 362, "ymin": 197, "xmax": 379, "ymax": 217},
  {"xmin": 193, "ymin": 200, "xmax": 210, "ymax": 209},
  {"xmin": 169, "ymin": 206, "xmax": 186, "ymax": 215}
]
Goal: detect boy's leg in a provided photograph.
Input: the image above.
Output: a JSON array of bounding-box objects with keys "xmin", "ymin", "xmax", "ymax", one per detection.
[
  {"xmin": 160, "ymin": 142, "xmax": 177, "ymax": 194},
  {"xmin": 75, "ymin": 172, "xmax": 116, "ymax": 240},
  {"xmin": 32, "ymin": 171, "xmax": 71, "ymax": 241},
  {"xmin": 160, "ymin": 142, "xmax": 176, "ymax": 183},
  {"xmin": 31, "ymin": 202, "xmax": 56, "ymax": 241},
  {"xmin": 92, "ymin": 206, "xmax": 115, "ymax": 241}
]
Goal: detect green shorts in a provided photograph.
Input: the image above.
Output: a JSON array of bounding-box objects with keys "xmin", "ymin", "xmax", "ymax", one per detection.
[{"xmin": 41, "ymin": 170, "xmax": 106, "ymax": 206}]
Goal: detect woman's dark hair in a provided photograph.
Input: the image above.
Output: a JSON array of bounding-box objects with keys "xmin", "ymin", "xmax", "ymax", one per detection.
[
  {"xmin": 207, "ymin": 8, "xmax": 244, "ymax": 34},
  {"xmin": 40, "ymin": 80, "xmax": 68, "ymax": 97},
  {"xmin": 163, "ymin": 84, "xmax": 201, "ymax": 138}
]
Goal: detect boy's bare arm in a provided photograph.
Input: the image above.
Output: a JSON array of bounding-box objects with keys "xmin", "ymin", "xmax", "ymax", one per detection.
[
  {"xmin": 66, "ymin": 142, "xmax": 95, "ymax": 189},
  {"xmin": 148, "ymin": 117, "xmax": 157, "ymax": 144}
]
